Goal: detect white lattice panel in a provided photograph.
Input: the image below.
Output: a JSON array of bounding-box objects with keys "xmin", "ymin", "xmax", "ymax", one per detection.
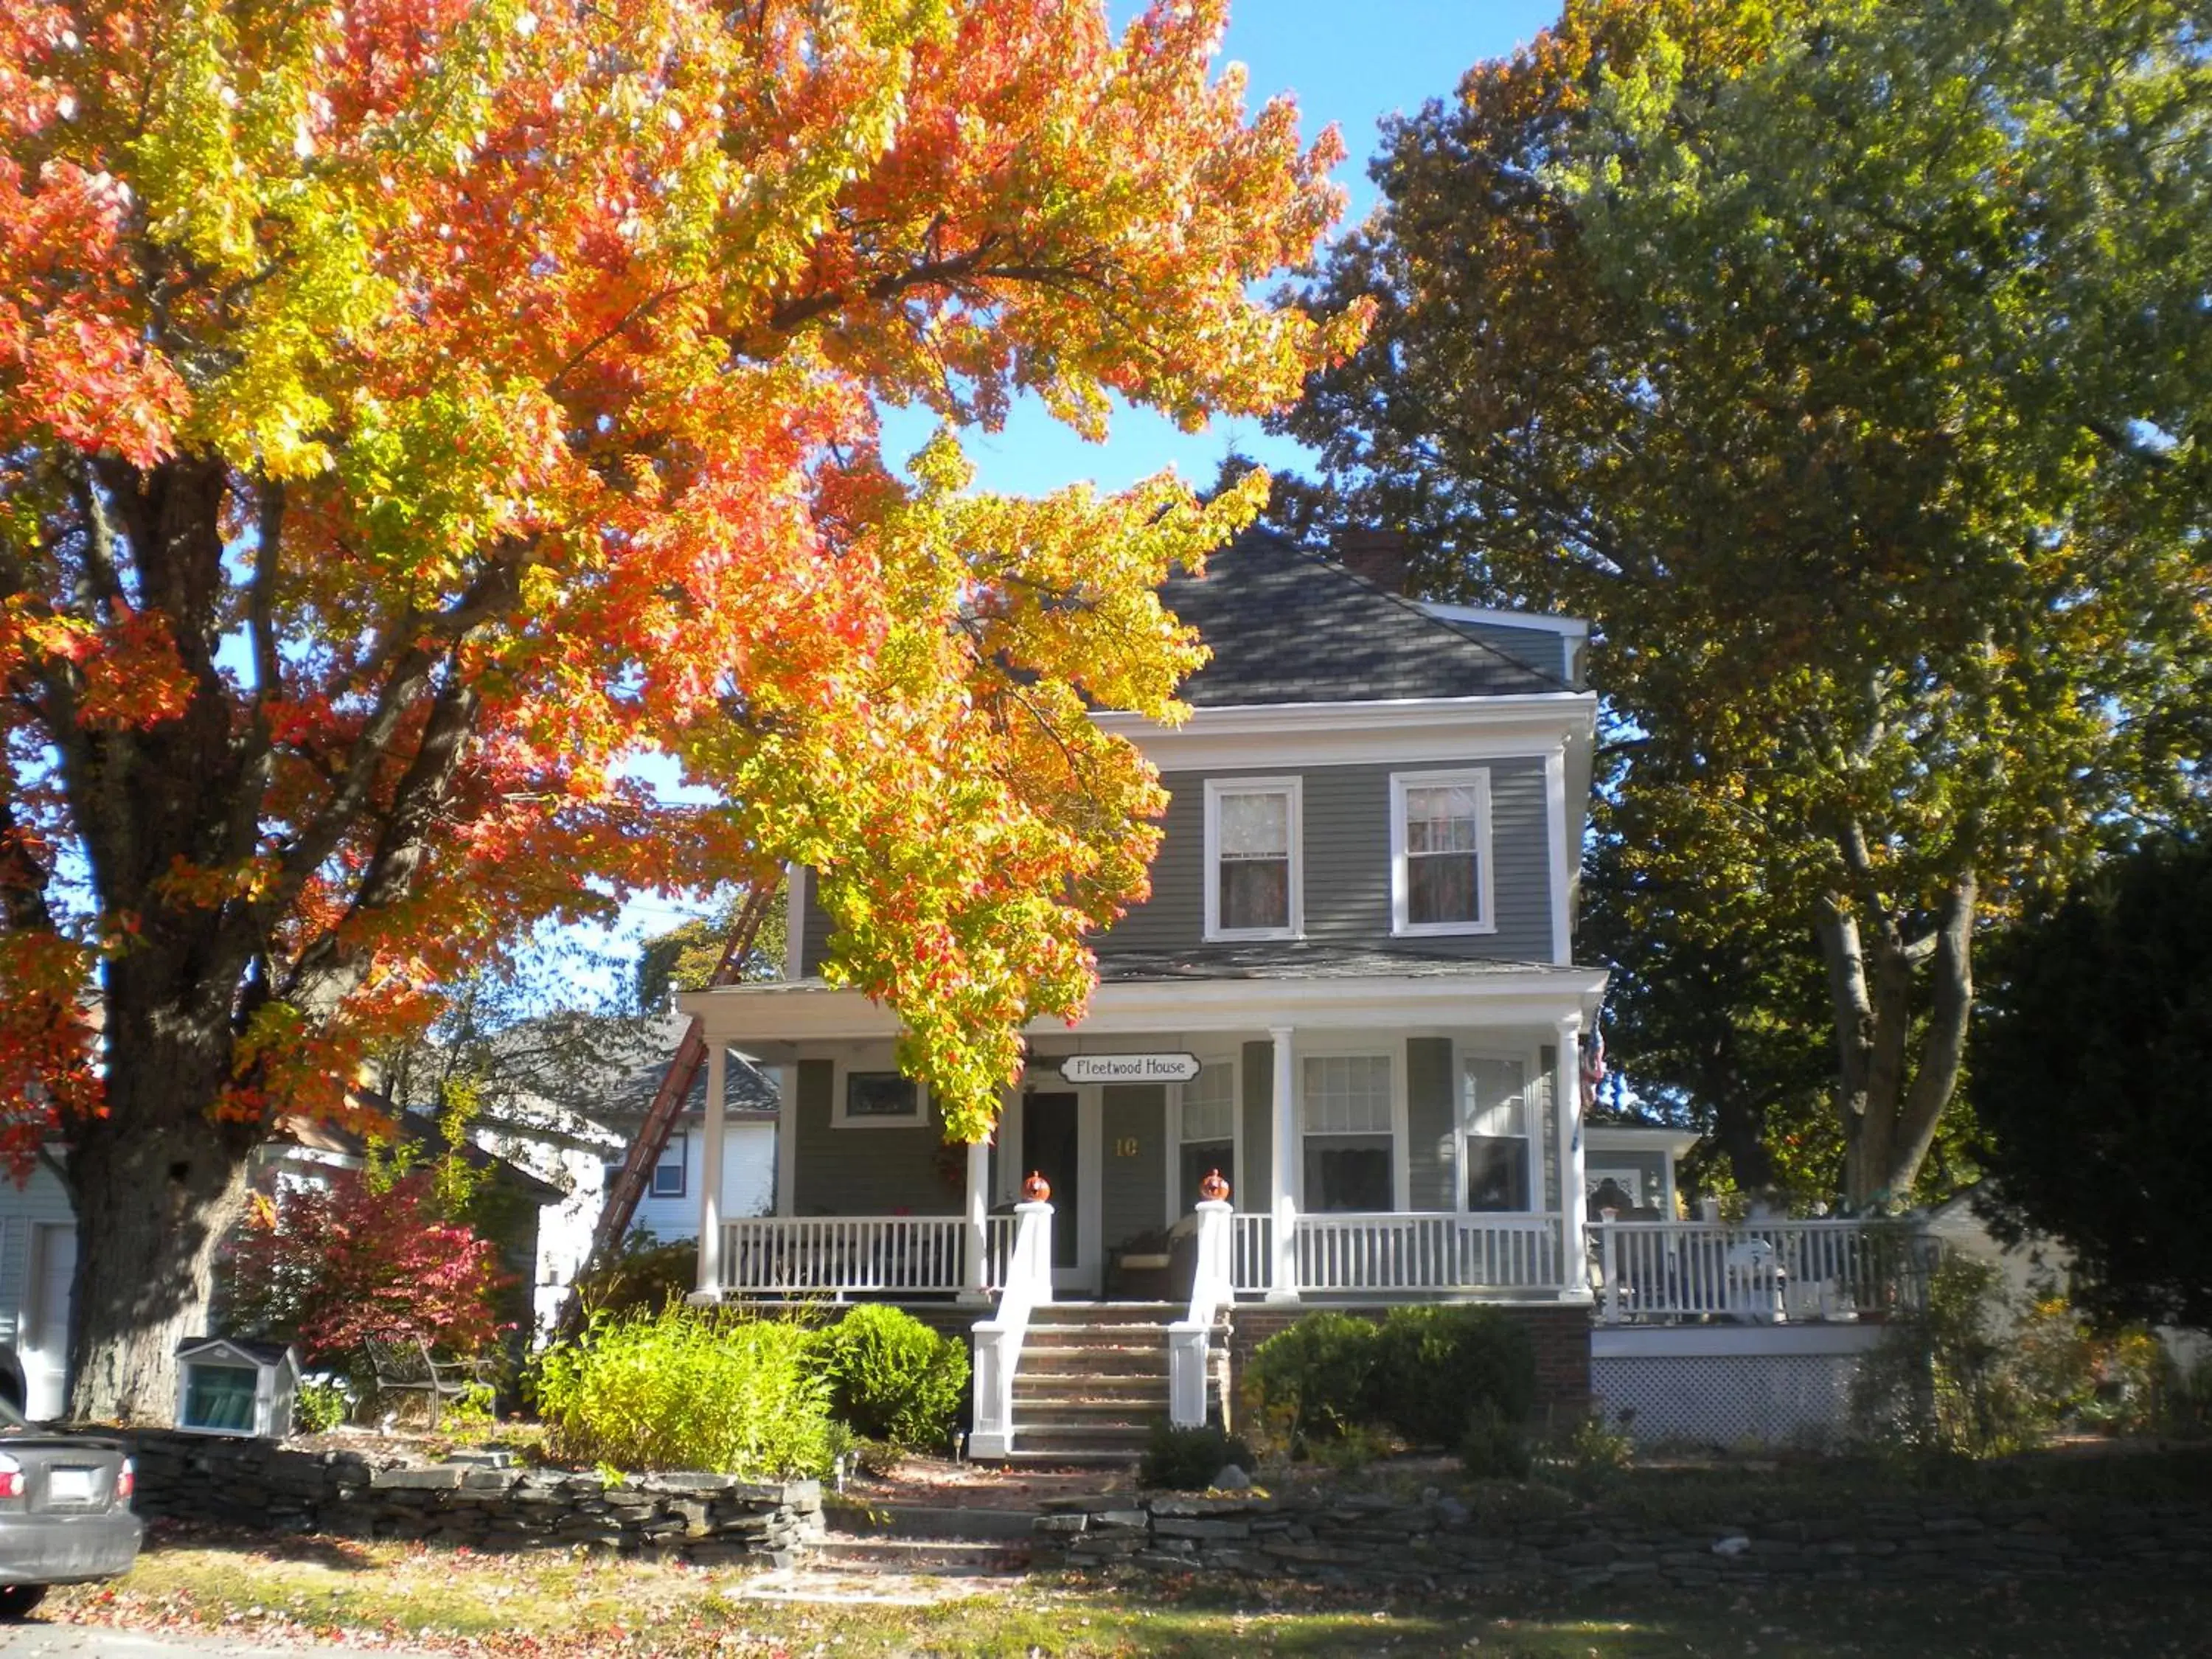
[{"xmin": 1593, "ymin": 1351, "xmax": 1866, "ymax": 1447}]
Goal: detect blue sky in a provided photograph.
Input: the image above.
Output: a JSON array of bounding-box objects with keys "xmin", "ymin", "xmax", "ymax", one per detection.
[
  {"xmin": 611, "ymin": 1, "xmax": 1565, "ymax": 955},
  {"xmin": 878, "ymin": 1, "xmax": 1564, "ymax": 500}
]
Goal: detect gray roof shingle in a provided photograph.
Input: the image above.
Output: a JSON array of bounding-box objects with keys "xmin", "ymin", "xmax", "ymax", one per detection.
[{"xmin": 1164, "ymin": 531, "xmax": 1568, "ymax": 706}]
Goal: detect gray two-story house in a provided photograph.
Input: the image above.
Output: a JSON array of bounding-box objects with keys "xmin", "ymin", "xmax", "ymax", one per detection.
[{"xmin": 674, "ymin": 530, "xmax": 1622, "ymax": 1456}]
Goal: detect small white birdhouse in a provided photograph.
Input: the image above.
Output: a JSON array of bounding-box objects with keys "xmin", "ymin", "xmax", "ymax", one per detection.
[{"xmin": 173, "ymin": 1338, "xmax": 299, "ymax": 1439}]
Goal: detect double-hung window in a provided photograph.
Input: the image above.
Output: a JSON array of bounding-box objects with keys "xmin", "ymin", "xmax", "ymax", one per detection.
[
  {"xmin": 1463, "ymin": 1056, "xmax": 1533, "ymax": 1211},
  {"xmin": 1391, "ymin": 770, "xmax": 1493, "ymax": 935},
  {"xmin": 1204, "ymin": 779, "xmax": 1301, "ymax": 940},
  {"xmin": 1177, "ymin": 1061, "xmax": 1237, "ymax": 1213},
  {"xmin": 651, "ymin": 1131, "xmax": 688, "ymax": 1198},
  {"xmin": 835, "ymin": 1071, "xmax": 926, "ymax": 1127},
  {"xmin": 1301, "ymin": 1054, "xmax": 1394, "ymax": 1212}
]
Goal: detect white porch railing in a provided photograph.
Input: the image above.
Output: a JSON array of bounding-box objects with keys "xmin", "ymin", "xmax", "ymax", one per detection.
[
  {"xmin": 1228, "ymin": 1211, "xmax": 1565, "ymax": 1295},
  {"xmin": 970, "ymin": 1200, "xmax": 1054, "ymax": 1460},
  {"xmin": 718, "ymin": 1216, "xmax": 981, "ymax": 1296},
  {"xmin": 1592, "ymin": 1218, "xmax": 1937, "ymax": 1326},
  {"xmin": 1231, "ymin": 1211, "xmax": 1273, "ymax": 1291},
  {"xmin": 1169, "ymin": 1200, "xmax": 1236, "ymax": 1428}
]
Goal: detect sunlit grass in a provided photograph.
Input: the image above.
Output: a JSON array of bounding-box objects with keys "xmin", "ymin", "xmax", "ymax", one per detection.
[{"xmin": 44, "ymin": 1526, "xmax": 2207, "ymax": 1657}]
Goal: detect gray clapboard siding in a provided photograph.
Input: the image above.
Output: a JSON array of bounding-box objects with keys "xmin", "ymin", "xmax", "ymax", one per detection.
[
  {"xmin": 790, "ymin": 1060, "xmax": 959, "ymax": 1217},
  {"xmin": 1406, "ymin": 1038, "xmax": 1456, "ymax": 1211},
  {"xmin": 1241, "ymin": 1040, "xmax": 1274, "ymax": 1204},
  {"xmin": 1099, "ymin": 1085, "xmax": 1166, "ymax": 1250},
  {"xmin": 1102, "ymin": 758, "xmax": 1557, "ymax": 961}
]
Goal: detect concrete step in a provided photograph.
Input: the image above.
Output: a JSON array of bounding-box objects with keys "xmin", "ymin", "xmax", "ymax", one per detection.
[
  {"xmin": 1015, "ymin": 1377, "xmax": 1172, "ymax": 1406},
  {"xmin": 1023, "ymin": 1326, "xmax": 1169, "ymax": 1349},
  {"xmin": 995, "ymin": 1447, "xmax": 1146, "ymax": 1467},
  {"xmin": 1014, "ymin": 1408, "xmax": 1166, "ymax": 1426},
  {"xmin": 1011, "ymin": 1423, "xmax": 1155, "ymax": 1455},
  {"xmin": 811, "ymin": 1534, "xmax": 1029, "ymax": 1575},
  {"xmin": 830, "ymin": 1504, "xmax": 1037, "ymax": 1543},
  {"xmin": 1029, "ymin": 1301, "xmax": 1180, "ymax": 1322},
  {"xmin": 1020, "ymin": 1349, "xmax": 1167, "ymax": 1372}
]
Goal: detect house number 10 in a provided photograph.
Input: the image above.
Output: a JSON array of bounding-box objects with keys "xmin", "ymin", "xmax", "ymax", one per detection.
[{"xmin": 1113, "ymin": 1137, "xmax": 1141, "ymax": 1158}]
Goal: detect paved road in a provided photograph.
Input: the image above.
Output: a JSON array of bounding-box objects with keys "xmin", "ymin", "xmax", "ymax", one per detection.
[{"xmin": 0, "ymin": 1626, "xmax": 363, "ymax": 1658}]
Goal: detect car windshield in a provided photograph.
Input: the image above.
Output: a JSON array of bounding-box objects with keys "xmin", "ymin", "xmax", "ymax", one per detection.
[{"xmin": 0, "ymin": 1396, "xmax": 28, "ymax": 1431}]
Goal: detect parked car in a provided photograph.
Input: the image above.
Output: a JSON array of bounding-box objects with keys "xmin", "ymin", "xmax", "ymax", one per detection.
[{"xmin": 0, "ymin": 1399, "xmax": 140, "ymax": 1619}]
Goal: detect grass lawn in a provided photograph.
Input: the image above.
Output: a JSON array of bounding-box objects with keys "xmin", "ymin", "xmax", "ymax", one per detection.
[{"xmin": 41, "ymin": 1523, "xmax": 2207, "ymax": 1657}]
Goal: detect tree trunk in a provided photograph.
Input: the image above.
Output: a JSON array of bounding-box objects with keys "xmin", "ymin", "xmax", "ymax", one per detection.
[
  {"xmin": 63, "ymin": 956, "xmax": 258, "ymax": 1424},
  {"xmin": 1815, "ymin": 872, "xmax": 1978, "ymax": 1207}
]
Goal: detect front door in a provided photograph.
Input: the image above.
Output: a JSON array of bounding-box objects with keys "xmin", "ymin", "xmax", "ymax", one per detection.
[{"xmin": 1022, "ymin": 1091, "xmax": 1082, "ymax": 1287}]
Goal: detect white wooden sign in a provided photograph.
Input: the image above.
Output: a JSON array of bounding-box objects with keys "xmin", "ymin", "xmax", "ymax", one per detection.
[{"xmin": 1057, "ymin": 1052, "xmax": 1202, "ymax": 1085}]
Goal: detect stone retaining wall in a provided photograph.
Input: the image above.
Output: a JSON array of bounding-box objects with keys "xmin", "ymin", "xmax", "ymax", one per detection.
[
  {"xmin": 1032, "ymin": 1488, "xmax": 2212, "ymax": 1587},
  {"xmin": 126, "ymin": 1430, "xmax": 822, "ymax": 1565}
]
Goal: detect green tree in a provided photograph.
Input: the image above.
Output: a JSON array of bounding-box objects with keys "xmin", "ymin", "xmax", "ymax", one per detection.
[
  {"xmin": 1287, "ymin": 0, "xmax": 2212, "ymax": 1202},
  {"xmin": 1972, "ymin": 839, "xmax": 2212, "ymax": 1332}
]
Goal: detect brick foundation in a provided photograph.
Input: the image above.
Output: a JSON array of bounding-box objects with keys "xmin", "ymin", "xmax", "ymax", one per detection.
[{"xmin": 1225, "ymin": 1301, "xmax": 1593, "ymax": 1423}]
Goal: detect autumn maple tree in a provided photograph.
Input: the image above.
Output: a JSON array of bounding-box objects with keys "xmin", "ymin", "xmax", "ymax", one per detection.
[
  {"xmin": 0, "ymin": 0, "xmax": 1360, "ymax": 1420},
  {"xmin": 1289, "ymin": 0, "xmax": 2212, "ymax": 1203}
]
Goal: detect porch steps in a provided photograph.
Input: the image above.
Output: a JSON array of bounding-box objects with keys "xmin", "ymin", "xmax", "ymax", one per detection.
[{"xmin": 998, "ymin": 1302, "xmax": 1204, "ymax": 1465}]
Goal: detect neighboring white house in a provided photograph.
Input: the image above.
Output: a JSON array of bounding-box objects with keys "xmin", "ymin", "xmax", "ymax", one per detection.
[{"xmin": 449, "ymin": 1012, "xmax": 780, "ymax": 1334}]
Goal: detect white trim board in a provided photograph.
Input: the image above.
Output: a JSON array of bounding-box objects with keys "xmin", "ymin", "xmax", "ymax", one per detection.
[{"xmin": 1592, "ymin": 1324, "xmax": 1888, "ymax": 1360}]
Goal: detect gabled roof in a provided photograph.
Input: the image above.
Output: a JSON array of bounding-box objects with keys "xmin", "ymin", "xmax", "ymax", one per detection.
[{"xmin": 1164, "ymin": 530, "xmax": 1571, "ymax": 706}]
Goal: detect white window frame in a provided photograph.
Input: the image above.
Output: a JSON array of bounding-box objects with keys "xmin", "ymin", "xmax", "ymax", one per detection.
[
  {"xmin": 1455, "ymin": 1046, "xmax": 1545, "ymax": 1216},
  {"xmin": 647, "ymin": 1130, "xmax": 689, "ymax": 1199},
  {"xmin": 1390, "ymin": 768, "xmax": 1495, "ymax": 937},
  {"xmin": 1203, "ymin": 776, "xmax": 1304, "ymax": 942},
  {"xmin": 1295, "ymin": 1046, "xmax": 1408, "ymax": 1213},
  {"xmin": 1167, "ymin": 1054, "xmax": 1241, "ymax": 1217},
  {"xmin": 831, "ymin": 1062, "xmax": 929, "ymax": 1130}
]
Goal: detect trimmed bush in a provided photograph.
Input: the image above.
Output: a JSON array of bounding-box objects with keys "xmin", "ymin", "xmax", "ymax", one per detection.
[
  {"xmin": 813, "ymin": 1304, "xmax": 970, "ymax": 1450},
  {"xmin": 1140, "ymin": 1422, "xmax": 1255, "ymax": 1491},
  {"xmin": 1243, "ymin": 1312, "xmax": 1379, "ymax": 1450},
  {"xmin": 534, "ymin": 1306, "xmax": 831, "ymax": 1476},
  {"xmin": 1458, "ymin": 1402, "xmax": 1533, "ymax": 1480},
  {"xmin": 1368, "ymin": 1305, "xmax": 1537, "ymax": 1446}
]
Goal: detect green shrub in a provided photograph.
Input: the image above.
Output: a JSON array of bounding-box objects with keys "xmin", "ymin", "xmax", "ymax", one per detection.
[
  {"xmin": 571, "ymin": 1231, "xmax": 698, "ymax": 1323},
  {"xmin": 534, "ymin": 1306, "xmax": 831, "ymax": 1476},
  {"xmin": 293, "ymin": 1378, "xmax": 351, "ymax": 1434},
  {"xmin": 1533, "ymin": 1414, "xmax": 1633, "ymax": 1495},
  {"xmin": 1458, "ymin": 1403, "xmax": 1532, "ymax": 1480},
  {"xmin": 1368, "ymin": 1305, "xmax": 1537, "ymax": 1446},
  {"xmin": 1851, "ymin": 1256, "xmax": 2045, "ymax": 1458},
  {"xmin": 812, "ymin": 1305, "xmax": 970, "ymax": 1450},
  {"xmin": 1139, "ymin": 1422, "xmax": 1254, "ymax": 1491},
  {"xmin": 1242, "ymin": 1312, "xmax": 1379, "ymax": 1450}
]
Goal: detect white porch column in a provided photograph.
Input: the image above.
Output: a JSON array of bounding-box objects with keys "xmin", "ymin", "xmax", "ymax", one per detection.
[
  {"xmin": 1267, "ymin": 1025, "xmax": 1298, "ymax": 1303},
  {"xmin": 959, "ymin": 1137, "xmax": 991, "ymax": 1304},
  {"xmin": 1555, "ymin": 1014, "xmax": 1590, "ymax": 1298},
  {"xmin": 695, "ymin": 1037, "xmax": 727, "ymax": 1300}
]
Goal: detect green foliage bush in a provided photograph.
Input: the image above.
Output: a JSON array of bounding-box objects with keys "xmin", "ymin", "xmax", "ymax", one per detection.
[
  {"xmin": 293, "ymin": 1378, "xmax": 352, "ymax": 1434},
  {"xmin": 1852, "ymin": 1256, "xmax": 2164, "ymax": 1458},
  {"xmin": 1368, "ymin": 1306, "xmax": 1537, "ymax": 1446},
  {"xmin": 1242, "ymin": 1312, "xmax": 1379, "ymax": 1450},
  {"xmin": 1458, "ymin": 1402, "xmax": 1532, "ymax": 1480},
  {"xmin": 571, "ymin": 1231, "xmax": 698, "ymax": 1323},
  {"xmin": 812, "ymin": 1304, "xmax": 970, "ymax": 1450},
  {"xmin": 534, "ymin": 1306, "xmax": 831, "ymax": 1476},
  {"xmin": 1139, "ymin": 1422, "xmax": 1254, "ymax": 1491}
]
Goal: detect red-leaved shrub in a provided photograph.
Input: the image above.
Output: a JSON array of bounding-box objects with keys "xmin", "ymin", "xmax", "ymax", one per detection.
[{"xmin": 225, "ymin": 1169, "xmax": 509, "ymax": 1363}]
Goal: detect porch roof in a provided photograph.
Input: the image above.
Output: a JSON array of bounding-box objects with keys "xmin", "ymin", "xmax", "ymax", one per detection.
[{"xmin": 678, "ymin": 949, "xmax": 1606, "ymax": 1046}]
